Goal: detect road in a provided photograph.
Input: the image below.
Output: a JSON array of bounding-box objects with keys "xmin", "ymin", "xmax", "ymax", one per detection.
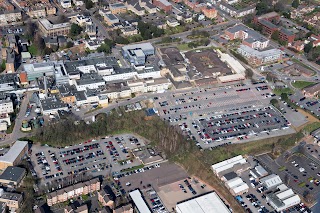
[{"xmin": 0, "ymin": 92, "xmax": 32, "ymax": 145}]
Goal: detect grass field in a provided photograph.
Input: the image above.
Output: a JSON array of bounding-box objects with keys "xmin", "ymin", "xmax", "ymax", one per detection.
[
  {"xmin": 177, "ymin": 43, "xmax": 191, "ymax": 51},
  {"xmin": 273, "ymin": 87, "xmax": 293, "ymax": 95},
  {"xmin": 291, "ymin": 59, "xmax": 314, "ymax": 72},
  {"xmin": 291, "ymin": 81, "xmax": 316, "ymax": 89}
]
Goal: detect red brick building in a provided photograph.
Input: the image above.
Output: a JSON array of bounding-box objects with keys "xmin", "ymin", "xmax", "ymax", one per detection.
[
  {"xmin": 0, "ymin": 0, "xmax": 14, "ymax": 11},
  {"xmin": 153, "ymin": 0, "xmax": 172, "ymax": 12},
  {"xmin": 254, "ymin": 12, "xmax": 295, "ymax": 44}
]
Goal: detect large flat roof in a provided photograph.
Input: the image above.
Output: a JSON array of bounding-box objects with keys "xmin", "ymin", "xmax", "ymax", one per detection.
[
  {"xmin": 176, "ymin": 192, "xmax": 231, "ymax": 213},
  {"xmin": 0, "ymin": 141, "xmax": 28, "ymax": 164},
  {"xmin": 39, "ymin": 18, "xmax": 70, "ymax": 30},
  {"xmin": 129, "ymin": 190, "xmax": 151, "ymax": 213},
  {"xmin": 0, "ymin": 166, "xmax": 26, "ymax": 182}
]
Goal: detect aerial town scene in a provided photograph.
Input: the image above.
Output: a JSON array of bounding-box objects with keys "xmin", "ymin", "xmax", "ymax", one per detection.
[{"xmin": 0, "ymin": 0, "xmax": 320, "ymax": 212}]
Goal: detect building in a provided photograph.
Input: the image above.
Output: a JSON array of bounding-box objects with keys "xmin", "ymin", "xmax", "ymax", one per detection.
[
  {"xmin": 129, "ymin": 190, "xmax": 151, "ymax": 213},
  {"xmin": 153, "ymin": 0, "xmax": 172, "ymax": 12},
  {"xmin": 289, "ymin": 40, "xmax": 305, "ymax": 52},
  {"xmin": 114, "ymin": 204, "xmax": 134, "ymax": 213},
  {"xmin": 211, "ymin": 155, "xmax": 247, "ymax": 177},
  {"xmin": 0, "ymin": 10, "xmax": 21, "ymax": 24},
  {"xmin": 5, "ymin": 49, "xmax": 15, "ymax": 73},
  {"xmin": 47, "ymin": 178, "xmax": 100, "ymax": 206},
  {"xmin": 253, "ymin": 12, "xmax": 295, "ymax": 43},
  {"xmin": 237, "ymin": 45, "xmax": 284, "ymax": 66},
  {"xmin": 259, "ymin": 174, "xmax": 283, "ymax": 189},
  {"xmin": 121, "ymin": 26, "xmax": 138, "ymax": 37},
  {"xmin": 249, "ymin": 165, "xmax": 268, "ymax": 179},
  {"xmin": 0, "ymin": 141, "xmax": 28, "ymax": 170},
  {"xmin": 0, "ymin": 0, "xmax": 14, "ymax": 11},
  {"xmin": 225, "ymin": 177, "xmax": 249, "ymax": 196},
  {"xmin": 0, "ymin": 191, "xmax": 23, "ymax": 210},
  {"xmin": 166, "ymin": 18, "xmax": 180, "ymax": 27},
  {"xmin": 202, "ymin": 6, "xmax": 217, "ymax": 19},
  {"xmin": 225, "ymin": 24, "xmax": 269, "ymax": 50},
  {"xmin": 46, "ymin": 5, "xmax": 57, "ymax": 15},
  {"xmin": 64, "ymin": 204, "xmax": 88, "ymax": 213},
  {"xmin": 103, "ymin": 13, "xmax": 119, "ymax": 26},
  {"xmin": 27, "ymin": 5, "xmax": 46, "ymax": 18},
  {"xmin": 122, "ymin": 43, "xmax": 155, "ymax": 66},
  {"xmin": 266, "ymin": 184, "xmax": 301, "ymax": 211},
  {"xmin": 176, "ymin": 192, "xmax": 231, "ymax": 213},
  {"xmin": 60, "ymin": 0, "xmax": 72, "ymax": 8},
  {"xmin": 38, "ymin": 18, "xmax": 71, "ymax": 37},
  {"xmin": 40, "ymin": 96, "xmax": 68, "ymax": 115},
  {"xmin": 0, "ymin": 166, "xmax": 26, "ymax": 187},
  {"xmin": 97, "ymin": 187, "xmax": 115, "ymax": 209},
  {"xmin": 219, "ymin": 2, "xmax": 255, "ymax": 18},
  {"xmin": 109, "ymin": 3, "xmax": 127, "ymax": 14},
  {"xmin": 0, "ymin": 99, "xmax": 13, "ymax": 115},
  {"xmin": 75, "ymin": 73, "xmax": 106, "ymax": 91},
  {"xmin": 303, "ymin": 83, "xmax": 320, "ymax": 98},
  {"xmin": 144, "ymin": 2, "xmax": 157, "ymax": 13}
]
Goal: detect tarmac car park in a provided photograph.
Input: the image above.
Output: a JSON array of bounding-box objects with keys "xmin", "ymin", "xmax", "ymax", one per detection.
[
  {"xmin": 30, "ymin": 134, "xmax": 147, "ymax": 186},
  {"xmin": 289, "ymin": 93, "xmax": 320, "ymax": 118}
]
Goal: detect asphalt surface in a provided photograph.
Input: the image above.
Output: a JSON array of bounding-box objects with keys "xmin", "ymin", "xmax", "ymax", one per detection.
[{"xmin": 30, "ymin": 134, "xmax": 146, "ymax": 186}]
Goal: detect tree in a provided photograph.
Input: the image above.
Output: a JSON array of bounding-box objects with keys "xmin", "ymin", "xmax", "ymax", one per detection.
[
  {"xmin": 0, "ymin": 60, "xmax": 5, "ymax": 72},
  {"xmin": 283, "ymin": 12, "xmax": 291, "ymax": 19},
  {"xmin": 97, "ymin": 43, "xmax": 112, "ymax": 53},
  {"xmin": 271, "ymin": 30, "xmax": 280, "ymax": 41},
  {"xmin": 281, "ymin": 93, "xmax": 288, "ymax": 102},
  {"xmin": 245, "ymin": 69, "xmax": 254, "ymax": 79},
  {"xmin": 85, "ymin": 0, "xmax": 94, "ymax": 9},
  {"xmin": 25, "ymin": 21, "xmax": 36, "ymax": 40},
  {"xmin": 304, "ymin": 42, "xmax": 313, "ymax": 53},
  {"xmin": 66, "ymin": 41, "xmax": 74, "ymax": 48},
  {"xmin": 33, "ymin": 33, "xmax": 45, "ymax": 55},
  {"xmin": 70, "ymin": 23, "xmax": 83, "ymax": 37},
  {"xmin": 274, "ymin": 2, "xmax": 286, "ymax": 12},
  {"xmin": 115, "ymin": 36, "xmax": 129, "ymax": 44},
  {"xmin": 292, "ymin": 0, "xmax": 300, "ymax": 9}
]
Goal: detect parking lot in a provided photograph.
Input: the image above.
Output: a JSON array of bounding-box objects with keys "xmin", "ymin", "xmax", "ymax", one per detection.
[
  {"xmin": 257, "ymin": 150, "xmax": 320, "ymax": 200},
  {"xmin": 30, "ymin": 134, "xmax": 147, "ymax": 185},
  {"xmin": 289, "ymin": 92, "xmax": 320, "ymax": 118}
]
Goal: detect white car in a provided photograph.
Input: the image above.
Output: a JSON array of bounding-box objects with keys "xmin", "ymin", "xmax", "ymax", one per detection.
[{"xmin": 125, "ymin": 182, "xmax": 131, "ymax": 186}]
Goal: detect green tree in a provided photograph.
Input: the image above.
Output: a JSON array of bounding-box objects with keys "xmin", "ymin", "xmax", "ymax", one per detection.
[
  {"xmin": 97, "ymin": 43, "xmax": 112, "ymax": 53},
  {"xmin": 274, "ymin": 2, "xmax": 286, "ymax": 12},
  {"xmin": 85, "ymin": 0, "xmax": 94, "ymax": 9},
  {"xmin": 281, "ymin": 93, "xmax": 288, "ymax": 101},
  {"xmin": 292, "ymin": 0, "xmax": 300, "ymax": 9},
  {"xmin": 270, "ymin": 99, "xmax": 279, "ymax": 106},
  {"xmin": 0, "ymin": 60, "xmax": 5, "ymax": 72},
  {"xmin": 271, "ymin": 30, "xmax": 280, "ymax": 41},
  {"xmin": 115, "ymin": 36, "xmax": 129, "ymax": 44},
  {"xmin": 304, "ymin": 42, "xmax": 313, "ymax": 53},
  {"xmin": 70, "ymin": 23, "xmax": 83, "ymax": 37}
]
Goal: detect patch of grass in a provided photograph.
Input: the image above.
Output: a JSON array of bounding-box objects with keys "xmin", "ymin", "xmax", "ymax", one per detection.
[
  {"xmin": 177, "ymin": 43, "xmax": 191, "ymax": 51},
  {"xmin": 120, "ymin": 164, "xmax": 144, "ymax": 172},
  {"xmin": 28, "ymin": 44, "xmax": 38, "ymax": 56},
  {"xmin": 81, "ymin": 194, "xmax": 89, "ymax": 201},
  {"xmin": 273, "ymin": 88, "xmax": 293, "ymax": 95},
  {"xmin": 298, "ymin": 182, "xmax": 306, "ymax": 187},
  {"xmin": 302, "ymin": 122, "xmax": 320, "ymax": 134},
  {"xmin": 308, "ymin": 177, "xmax": 314, "ymax": 181},
  {"xmin": 292, "ymin": 81, "xmax": 316, "ymax": 89},
  {"xmin": 5, "ymin": 121, "xmax": 15, "ymax": 134},
  {"xmin": 279, "ymin": 166, "xmax": 286, "ymax": 171}
]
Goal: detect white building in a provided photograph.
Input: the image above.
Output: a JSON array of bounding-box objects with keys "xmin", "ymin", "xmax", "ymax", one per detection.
[
  {"xmin": 176, "ymin": 192, "xmax": 231, "ymax": 213},
  {"xmin": 266, "ymin": 184, "xmax": 301, "ymax": 211},
  {"xmin": 259, "ymin": 174, "xmax": 283, "ymax": 189},
  {"xmin": 225, "ymin": 177, "xmax": 249, "ymax": 196},
  {"xmin": 211, "ymin": 155, "xmax": 247, "ymax": 176},
  {"xmin": 129, "ymin": 190, "xmax": 151, "ymax": 213},
  {"xmin": 0, "ymin": 100, "xmax": 14, "ymax": 114},
  {"xmin": 237, "ymin": 45, "xmax": 284, "ymax": 65},
  {"xmin": 60, "ymin": 0, "xmax": 72, "ymax": 8},
  {"xmin": 75, "ymin": 15, "xmax": 92, "ymax": 26}
]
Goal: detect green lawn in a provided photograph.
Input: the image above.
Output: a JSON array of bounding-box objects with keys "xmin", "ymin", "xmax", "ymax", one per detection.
[
  {"xmin": 291, "ymin": 81, "xmax": 316, "ymax": 89},
  {"xmin": 177, "ymin": 43, "xmax": 191, "ymax": 51},
  {"xmin": 273, "ymin": 88, "xmax": 293, "ymax": 95},
  {"xmin": 28, "ymin": 45, "xmax": 38, "ymax": 56}
]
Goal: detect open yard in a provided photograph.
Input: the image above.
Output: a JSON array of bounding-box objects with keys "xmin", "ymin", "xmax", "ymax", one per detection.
[{"xmin": 292, "ymin": 81, "xmax": 316, "ymax": 89}]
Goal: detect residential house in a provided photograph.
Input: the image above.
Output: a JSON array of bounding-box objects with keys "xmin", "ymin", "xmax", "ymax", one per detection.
[
  {"xmin": 153, "ymin": 0, "xmax": 172, "ymax": 12},
  {"xmin": 303, "ymin": 83, "xmax": 320, "ymax": 98},
  {"xmin": 109, "ymin": 3, "xmax": 127, "ymax": 14}
]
